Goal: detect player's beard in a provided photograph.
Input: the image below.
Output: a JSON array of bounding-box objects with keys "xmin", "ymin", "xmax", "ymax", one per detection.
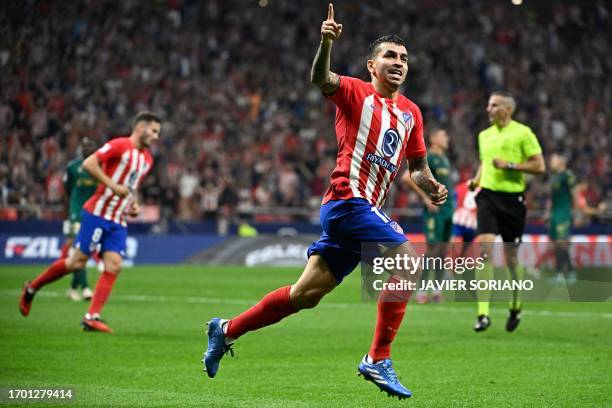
[
  {"xmin": 140, "ymin": 132, "xmax": 151, "ymax": 148},
  {"xmin": 383, "ymin": 68, "xmax": 404, "ymax": 89}
]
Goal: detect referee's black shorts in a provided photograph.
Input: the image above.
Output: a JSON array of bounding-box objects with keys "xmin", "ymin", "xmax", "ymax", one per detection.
[{"xmin": 476, "ymin": 188, "xmax": 527, "ymax": 244}]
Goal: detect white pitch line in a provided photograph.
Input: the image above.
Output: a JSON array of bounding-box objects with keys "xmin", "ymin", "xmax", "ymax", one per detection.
[
  {"xmin": 418, "ymin": 304, "xmax": 612, "ymax": 319},
  {"xmin": 2, "ymin": 290, "xmax": 611, "ymax": 319}
]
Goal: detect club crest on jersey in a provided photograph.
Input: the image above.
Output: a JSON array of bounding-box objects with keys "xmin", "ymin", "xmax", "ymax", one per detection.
[
  {"xmin": 382, "ymin": 128, "xmax": 400, "ymax": 157},
  {"xmin": 389, "ymin": 221, "xmax": 404, "ymax": 234},
  {"xmin": 402, "ymin": 112, "xmax": 413, "ymax": 127}
]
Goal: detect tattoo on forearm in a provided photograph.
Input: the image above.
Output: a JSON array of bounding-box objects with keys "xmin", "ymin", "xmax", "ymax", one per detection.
[
  {"xmin": 311, "ymin": 43, "xmax": 330, "ymax": 83},
  {"xmin": 409, "ymin": 156, "xmax": 435, "ymax": 195},
  {"xmin": 311, "ymin": 42, "xmax": 339, "ymax": 94}
]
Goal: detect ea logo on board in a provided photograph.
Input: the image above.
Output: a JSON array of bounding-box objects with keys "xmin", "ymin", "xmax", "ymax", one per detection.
[{"xmin": 382, "ymin": 128, "xmax": 400, "ymax": 157}]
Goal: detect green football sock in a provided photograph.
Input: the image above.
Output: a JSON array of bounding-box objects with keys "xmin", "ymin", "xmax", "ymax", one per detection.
[
  {"xmin": 477, "ymin": 301, "xmax": 490, "ymax": 316},
  {"xmin": 507, "ymin": 265, "xmax": 524, "ymax": 310},
  {"xmin": 75, "ymin": 269, "xmax": 88, "ymax": 289},
  {"xmin": 434, "ymin": 268, "xmax": 445, "ymax": 282},
  {"xmin": 476, "ymin": 260, "xmax": 493, "ymax": 316},
  {"xmin": 420, "ymin": 268, "xmax": 431, "ymax": 288},
  {"xmin": 70, "ymin": 271, "xmax": 79, "ymax": 290}
]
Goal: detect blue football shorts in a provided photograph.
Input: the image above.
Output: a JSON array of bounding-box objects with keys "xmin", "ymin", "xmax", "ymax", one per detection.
[
  {"xmin": 74, "ymin": 210, "xmax": 127, "ymax": 257},
  {"xmin": 452, "ymin": 224, "xmax": 477, "ymax": 243},
  {"xmin": 307, "ymin": 198, "xmax": 408, "ymax": 284}
]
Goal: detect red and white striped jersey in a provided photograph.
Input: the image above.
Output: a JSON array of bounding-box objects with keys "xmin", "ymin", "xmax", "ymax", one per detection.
[
  {"xmin": 452, "ymin": 182, "xmax": 478, "ymax": 229},
  {"xmin": 83, "ymin": 137, "xmax": 153, "ymax": 226},
  {"xmin": 323, "ymin": 76, "xmax": 426, "ymax": 208}
]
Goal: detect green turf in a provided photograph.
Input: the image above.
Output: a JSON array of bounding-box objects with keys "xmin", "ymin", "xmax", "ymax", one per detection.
[{"xmin": 1, "ymin": 265, "xmax": 611, "ymax": 407}]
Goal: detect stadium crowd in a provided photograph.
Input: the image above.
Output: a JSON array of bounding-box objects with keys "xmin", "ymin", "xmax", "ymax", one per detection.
[{"xmin": 0, "ymin": 0, "xmax": 610, "ymax": 222}]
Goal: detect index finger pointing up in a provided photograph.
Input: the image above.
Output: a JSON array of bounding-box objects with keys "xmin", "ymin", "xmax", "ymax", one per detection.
[{"xmin": 327, "ymin": 3, "xmax": 334, "ymax": 21}]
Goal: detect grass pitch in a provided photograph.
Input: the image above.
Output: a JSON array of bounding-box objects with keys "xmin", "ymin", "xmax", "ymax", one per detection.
[{"xmin": 0, "ymin": 265, "xmax": 611, "ymax": 407}]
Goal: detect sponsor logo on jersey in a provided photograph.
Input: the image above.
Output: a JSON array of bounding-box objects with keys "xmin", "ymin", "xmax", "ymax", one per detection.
[
  {"xmin": 127, "ymin": 171, "xmax": 138, "ymax": 189},
  {"xmin": 382, "ymin": 128, "xmax": 400, "ymax": 157},
  {"xmin": 365, "ymin": 153, "xmax": 398, "ymax": 173}
]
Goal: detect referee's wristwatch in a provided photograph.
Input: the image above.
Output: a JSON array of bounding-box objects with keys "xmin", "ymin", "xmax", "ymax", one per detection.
[{"xmin": 506, "ymin": 162, "xmax": 517, "ymax": 170}]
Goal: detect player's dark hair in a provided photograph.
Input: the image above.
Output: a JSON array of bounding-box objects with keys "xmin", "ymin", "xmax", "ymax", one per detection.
[
  {"xmin": 368, "ymin": 34, "xmax": 406, "ymax": 59},
  {"xmin": 132, "ymin": 111, "xmax": 161, "ymax": 127}
]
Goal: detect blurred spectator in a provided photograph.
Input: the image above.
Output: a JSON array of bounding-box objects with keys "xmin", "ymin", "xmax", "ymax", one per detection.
[
  {"xmin": 217, "ymin": 178, "xmax": 239, "ymax": 235},
  {"xmin": 200, "ymin": 181, "xmax": 220, "ymax": 220},
  {"xmin": 574, "ymin": 180, "xmax": 607, "ymax": 226},
  {"xmin": 178, "ymin": 164, "xmax": 200, "ymax": 219}
]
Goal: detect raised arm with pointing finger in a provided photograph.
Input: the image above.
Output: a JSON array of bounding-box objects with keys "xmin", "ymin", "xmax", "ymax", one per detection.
[{"xmin": 311, "ymin": 3, "xmax": 343, "ymax": 95}]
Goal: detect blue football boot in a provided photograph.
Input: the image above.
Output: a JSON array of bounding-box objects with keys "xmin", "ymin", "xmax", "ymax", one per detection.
[
  {"xmin": 357, "ymin": 355, "xmax": 413, "ymax": 399},
  {"xmin": 202, "ymin": 318, "xmax": 234, "ymax": 378}
]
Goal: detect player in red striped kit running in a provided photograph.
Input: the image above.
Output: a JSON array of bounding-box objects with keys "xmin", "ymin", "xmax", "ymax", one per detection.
[
  {"xmin": 452, "ymin": 180, "xmax": 479, "ymax": 247},
  {"xmin": 19, "ymin": 111, "xmax": 160, "ymax": 333},
  {"xmin": 203, "ymin": 4, "xmax": 447, "ymax": 399}
]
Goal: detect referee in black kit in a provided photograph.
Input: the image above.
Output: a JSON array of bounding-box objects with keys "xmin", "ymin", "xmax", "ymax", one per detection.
[{"xmin": 468, "ymin": 91, "xmax": 545, "ymax": 332}]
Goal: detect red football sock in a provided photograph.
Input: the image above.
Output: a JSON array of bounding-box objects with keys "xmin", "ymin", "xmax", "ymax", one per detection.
[
  {"xmin": 59, "ymin": 242, "xmax": 71, "ymax": 259},
  {"xmin": 226, "ymin": 285, "xmax": 297, "ymax": 339},
  {"xmin": 368, "ymin": 276, "xmax": 412, "ymax": 361},
  {"xmin": 88, "ymin": 271, "xmax": 118, "ymax": 316},
  {"xmin": 31, "ymin": 259, "xmax": 70, "ymax": 290}
]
